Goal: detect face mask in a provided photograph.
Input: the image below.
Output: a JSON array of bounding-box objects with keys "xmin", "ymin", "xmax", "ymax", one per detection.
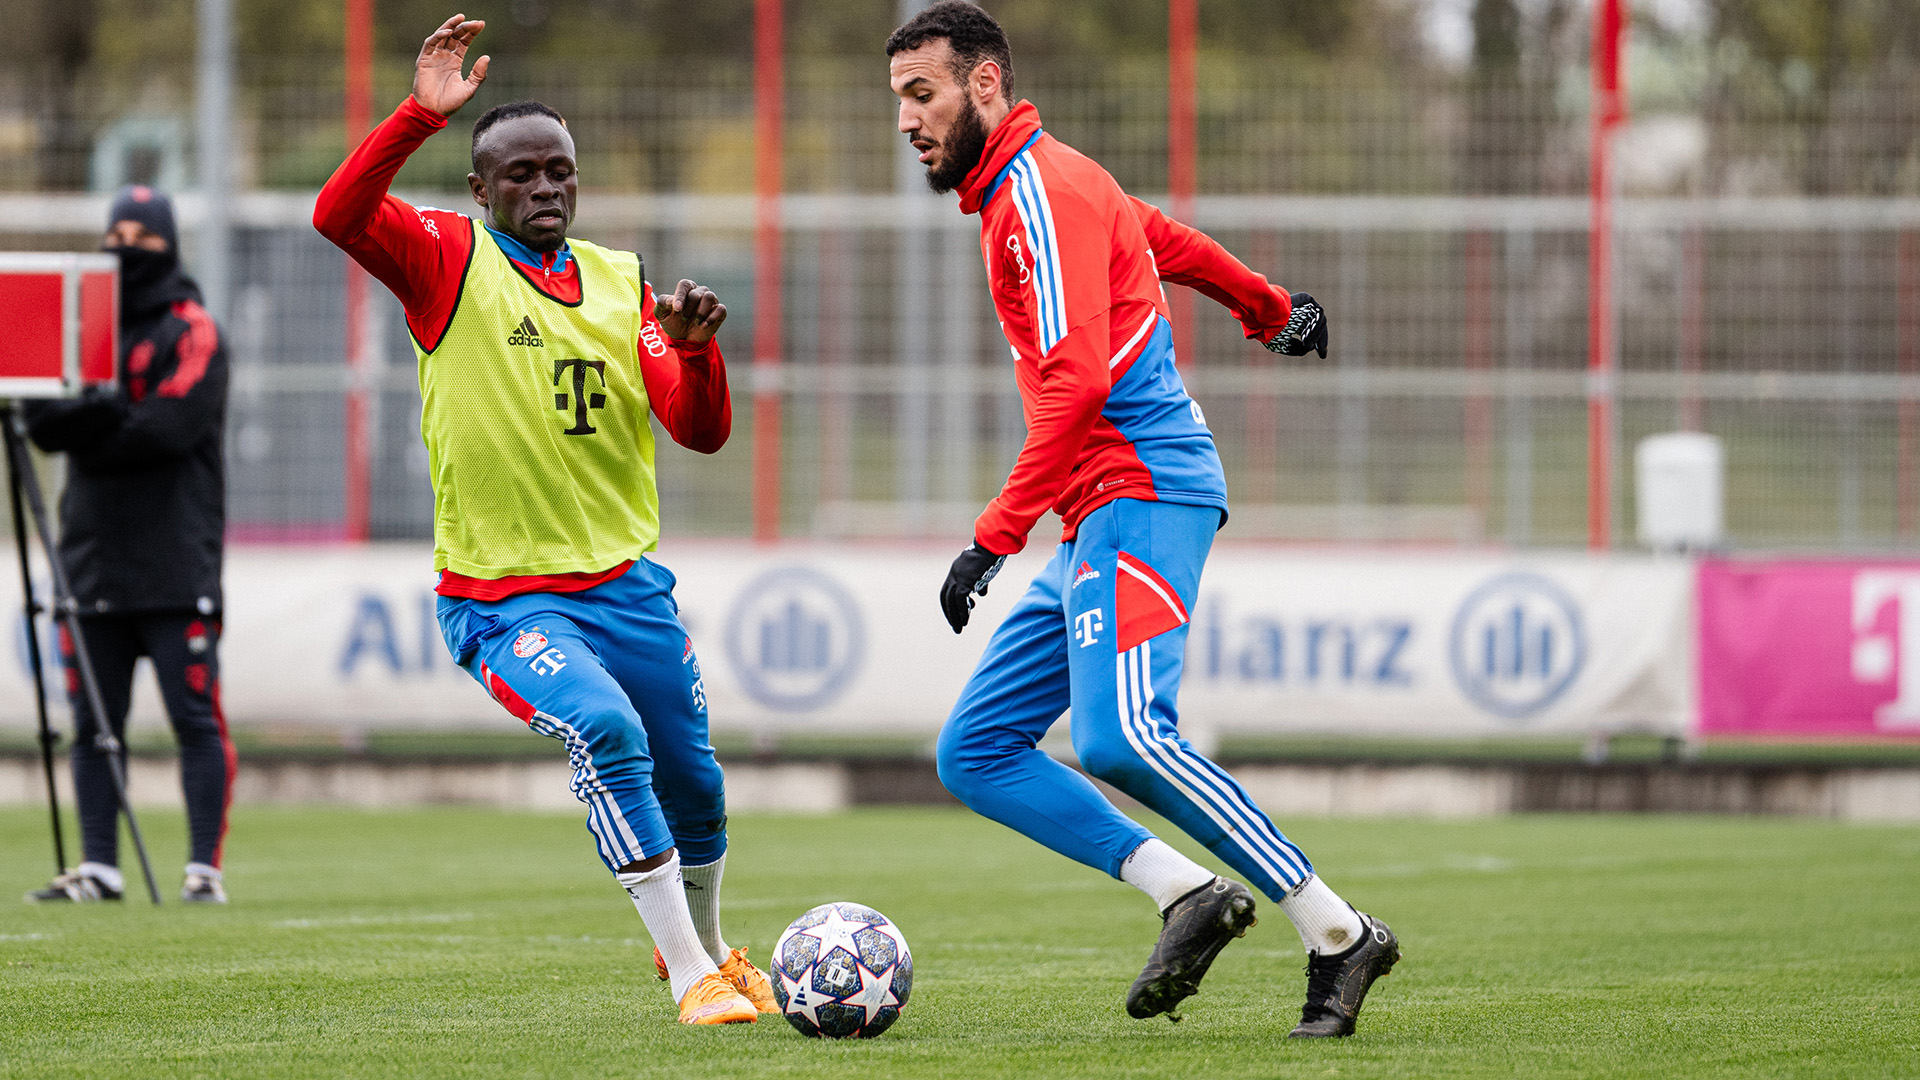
[{"xmin": 107, "ymin": 244, "xmax": 176, "ymax": 304}]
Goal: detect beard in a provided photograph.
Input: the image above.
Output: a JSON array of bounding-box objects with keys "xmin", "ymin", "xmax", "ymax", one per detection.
[{"xmin": 924, "ymin": 95, "xmax": 990, "ymax": 194}]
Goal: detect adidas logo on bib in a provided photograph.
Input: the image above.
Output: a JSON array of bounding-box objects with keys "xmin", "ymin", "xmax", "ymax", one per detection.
[{"xmin": 507, "ymin": 315, "xmax": 544, "ymax": 347}]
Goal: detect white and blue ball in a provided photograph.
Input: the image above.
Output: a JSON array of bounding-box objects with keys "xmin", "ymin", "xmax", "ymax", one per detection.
[{"xmin": 769, "ymin": 902, "xmax": 912, "ymax": 1038}]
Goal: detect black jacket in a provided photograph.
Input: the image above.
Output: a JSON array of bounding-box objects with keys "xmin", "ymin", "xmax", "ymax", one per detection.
[{"xmin": 24, "ymin": 267, "xmax": 228, "ymax": 616}]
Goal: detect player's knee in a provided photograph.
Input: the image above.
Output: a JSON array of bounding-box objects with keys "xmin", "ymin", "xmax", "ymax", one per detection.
[
  {"xmin": 663, "ymin": 757, "xmax": 726, "ymax": 820},
  {"xmin": 575, "ymin": 705, "xmax": 645, "ymax": 756},
  {"xmin": 672, "ymin": 811, "xmax": 728, "ymax": 865},
  {"xmin": 1076, "ymin": 736, "xmax": 1152, "ymax": 791},
  {"xmin": 935, "ymin": 724, "xmax": 990, "ymax": 805}
]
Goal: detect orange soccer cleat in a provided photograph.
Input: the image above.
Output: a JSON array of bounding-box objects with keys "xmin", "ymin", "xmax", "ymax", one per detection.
[
  {"xmin": 658, "ymin": 946, "xmax": 779, "ymax": 1014},
  {"xmin": 677, "ymin": 971, "xmax": 759, "ymax": 1025},
  {"xmin": 720, "ymin": 947, "xmax": 780, "ymax": 1013}
]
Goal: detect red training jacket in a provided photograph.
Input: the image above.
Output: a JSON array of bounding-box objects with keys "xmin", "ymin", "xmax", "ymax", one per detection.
[{"xmin": 957, "ymin": 100, "xmax": 1296, "ymax": 555}]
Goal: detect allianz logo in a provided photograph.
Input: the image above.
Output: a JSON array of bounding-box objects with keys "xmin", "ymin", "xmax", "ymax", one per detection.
[
  {"xmin": 1447, "ymin": 572, "xmax": 1585, "ymax": 719},
  {"xmin": 725, "ymin": 566, "xmax": 866, "ymax": 712},
  {"xmin": 1190, "ymin": 598, "xmax": 1415, "ymax": 688}
]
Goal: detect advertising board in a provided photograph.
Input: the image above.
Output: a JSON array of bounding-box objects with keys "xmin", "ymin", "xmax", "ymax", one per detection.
[
  {"xmin": 1698, "ymin": 559, "xmax": 1920, "ymax": 738},
  {"xmin": 3, "ymin": 544, "xmax": 1692, "ymax": 740}
]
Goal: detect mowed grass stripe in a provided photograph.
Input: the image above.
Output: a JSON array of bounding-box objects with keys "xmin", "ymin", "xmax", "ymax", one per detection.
[{"xmin": 1, "ymin": 807, "xmax": 1915, "ymax": 1079}]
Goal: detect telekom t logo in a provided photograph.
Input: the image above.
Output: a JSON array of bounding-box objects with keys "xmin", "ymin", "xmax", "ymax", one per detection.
[
  {"xmin": 1074, "ymin": 610, "xmax": 1103, "ymax": 649},
  {"xmin": 1850, "ymin": 572, "xmax": 1920, "ymax": 727}
]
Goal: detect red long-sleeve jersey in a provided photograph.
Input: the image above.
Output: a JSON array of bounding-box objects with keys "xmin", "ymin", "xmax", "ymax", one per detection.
[
  {"xmin": 315, "ymin": 96, "xmax": 731, "ymax": 599},
  {"xmin": 957, "ymin": 101, "xmax": 1297, "ymax": 555},
  {"xmin": 314, "ymin": 96, "xmax": 730, "ymax": 454}
]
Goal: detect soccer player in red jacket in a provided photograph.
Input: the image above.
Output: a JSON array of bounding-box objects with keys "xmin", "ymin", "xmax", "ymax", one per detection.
[{"xmin": 889, "ymin": 3, "xmax": 1396, "ymax": 1036}]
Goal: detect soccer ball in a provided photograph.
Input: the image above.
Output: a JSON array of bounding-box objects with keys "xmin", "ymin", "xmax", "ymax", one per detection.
[{"xmin": 769, "ymin": 902, "xmax": 912, "ymax": 1038}]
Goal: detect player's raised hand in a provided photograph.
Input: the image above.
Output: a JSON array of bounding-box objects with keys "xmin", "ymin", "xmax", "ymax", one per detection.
[
  {"xmin": 1266, "ymin": 291, "xmax": 1328, "ymax": 359},
  {"xmin": 655, "ymin": 280, "xmax": 728, "ymax": 345},
  {"xmin": 412, "ymin": 15, "xmax": 489, "ymax": 118}
]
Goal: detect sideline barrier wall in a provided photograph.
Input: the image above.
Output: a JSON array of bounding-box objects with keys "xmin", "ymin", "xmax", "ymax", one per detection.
[{"xmin": 2, "ymin": 544, "xmax": 1691, "ymax": 740}]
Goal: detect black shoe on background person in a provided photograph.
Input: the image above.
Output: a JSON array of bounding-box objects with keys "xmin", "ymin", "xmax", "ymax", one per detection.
[{"xmin": 24, "ymin": 867, "xmax": 123, "ymax": 903}]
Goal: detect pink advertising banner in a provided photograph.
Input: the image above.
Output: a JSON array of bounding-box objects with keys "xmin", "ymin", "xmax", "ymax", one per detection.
[{"xmin": 1698, "ymin": 559, "xmax": 1920, "ymax": 738}]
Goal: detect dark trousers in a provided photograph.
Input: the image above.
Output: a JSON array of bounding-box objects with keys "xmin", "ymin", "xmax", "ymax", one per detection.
[{"xmin": 63, "ymin": 614, "xmax": 235, "ymax": 870}]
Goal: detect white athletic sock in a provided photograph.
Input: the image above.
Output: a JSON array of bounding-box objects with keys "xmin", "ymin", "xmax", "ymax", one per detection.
[
  {"xmin": 1120, "ymin": 838, "xmax": 1217, "ymax": 912},
  {"xmin": 184, "ymin": 863, "xmax": 221, "ymax": 881},
  {"xmin": 77, "ymin": 861, "xmax": 123, "ymax": 893},
  {"xmin": 1280, "ymin": 874, "xmax": 1366, "ymax": 955},
  {"xmin": 681, "ymin": 855, "xmax": 731, "ymax": 966},
  {"xmin": 618, "ymin": 855, "xmax": 719, "ymax": 1002}
]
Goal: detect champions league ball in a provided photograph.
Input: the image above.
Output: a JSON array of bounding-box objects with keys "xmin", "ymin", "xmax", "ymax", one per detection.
[{"xmin": 769, "ymin": 902, "xmax": 912, "ymax": 1038}]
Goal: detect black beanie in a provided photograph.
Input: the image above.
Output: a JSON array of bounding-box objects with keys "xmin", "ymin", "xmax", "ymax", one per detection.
[{"xmin": 106, "ymin": 185, "xmax": 179, "ymax": 251}]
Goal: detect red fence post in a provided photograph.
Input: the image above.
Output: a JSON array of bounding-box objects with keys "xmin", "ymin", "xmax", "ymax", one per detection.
[
  {"xmin": 343, "ymin": 0, "xmax": 373, "ymax": 543},
  {"xmin": 1586, "ymin": 0, "xmax": 1626, "ymax": 550},
  {"xmin": 1899, "ymin": 231, "xmax": 1918, "ymax": 540},
  {"xmin": 752, "ymin": 0, "xmax": 785, "ymax": 543},
  {"xmin": 1168, "ymin": 0, "xmax": 1197, "ymax": 369}
]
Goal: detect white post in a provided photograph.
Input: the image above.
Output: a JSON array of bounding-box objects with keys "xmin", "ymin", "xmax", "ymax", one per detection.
[
  {"xmin": 194, "ymin": 0, "xmax": 233, "ymax": 325},
  {"xmin": 896, "ymin": 0, "xmax": 934, "ymax": 535}
]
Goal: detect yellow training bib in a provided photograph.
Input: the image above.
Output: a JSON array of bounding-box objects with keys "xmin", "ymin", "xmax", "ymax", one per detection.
[{"xmin": 413, "ymin": 221, "xmax": 659, "ymax": 578}]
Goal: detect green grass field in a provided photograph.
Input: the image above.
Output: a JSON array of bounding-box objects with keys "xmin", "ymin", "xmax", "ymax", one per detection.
[{"xmin": 2, "ymin": 806, "xmax": 1915, "ymax": 1079}]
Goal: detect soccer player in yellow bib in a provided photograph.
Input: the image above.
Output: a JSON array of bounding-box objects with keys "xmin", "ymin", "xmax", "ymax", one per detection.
[{"xmin": 315, "ymin": 14, "xmax": 765, "ymax": 1025}]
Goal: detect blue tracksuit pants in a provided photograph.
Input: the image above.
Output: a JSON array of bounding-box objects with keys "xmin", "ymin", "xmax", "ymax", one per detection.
[
  {"xmin": 938, "ymin": 499, "xmax": 1313, "ymax": 902},
  {"xmin": 437, "ymin": 558, "xmax": 725, "ymax": 872}
]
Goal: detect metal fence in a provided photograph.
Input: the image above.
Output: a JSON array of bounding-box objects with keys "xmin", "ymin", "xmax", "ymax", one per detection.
[
  {"xmin": 6, "ymin": 191, "xmax": 1918, "ymax": 552},
  {"xmin": 8, "ymin": 58, "xmax": 1920, "ymax": 198},
  {"xmin": 3, "ymin": 56, "xmax": 1919, "ymax": 552}
]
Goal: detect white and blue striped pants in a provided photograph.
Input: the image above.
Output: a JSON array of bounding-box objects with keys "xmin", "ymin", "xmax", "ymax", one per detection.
[
  {"xmin": 937, "ymin": 499, "xmax": 1313, "ymax": 900},
  {"xmin": 437, "ymin": 559, "xmax": 726, "ymax": 872}
]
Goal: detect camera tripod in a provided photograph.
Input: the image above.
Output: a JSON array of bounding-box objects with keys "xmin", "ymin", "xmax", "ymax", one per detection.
[{"xmin": 4, "ymin": 402, "xmax": 160, "ymax": 905}]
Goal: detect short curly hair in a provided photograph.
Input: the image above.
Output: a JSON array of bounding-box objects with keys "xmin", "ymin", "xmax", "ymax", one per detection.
[
  {"xmin": 470, "ymin": 100, "xmax": 568, "ymax": 172},
  {"xmin": 885, "ymin": 1, "xmax": 1014, "ymax": 99}
]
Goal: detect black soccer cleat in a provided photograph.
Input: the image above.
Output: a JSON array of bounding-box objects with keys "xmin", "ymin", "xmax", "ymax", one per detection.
[
  {"xmin": 1125, "ymin": 877, "xmax": 1258, "ymax": 1021},
  {"xmin": 1289, "ymin": 912, "xmax": 1399, "ymax": 1038},
  {"xmin": 24, "ymin": 869, "xmax": 123, "ymax": 904}
]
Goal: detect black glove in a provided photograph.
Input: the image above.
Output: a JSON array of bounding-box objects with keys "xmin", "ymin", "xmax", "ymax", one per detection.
[
  {"xmin": 940, "ymin": 543, "xmax": 1008, "ymax": 634},
  {"xmin": 1265, "ymin": 291, "xmax": 1327, "ymax": 358},
  {"xmin": 20, "ymin": 387, "xmax": 127, "ymax": 453}
]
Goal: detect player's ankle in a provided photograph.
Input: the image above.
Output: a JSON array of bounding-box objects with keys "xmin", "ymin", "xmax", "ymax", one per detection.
[
  {"xmin": 620, "ymin": 854, "xmax": 720, "ymax": 1002},
  {"xmin": 1280, "ymin": 875, "xmax": 1366, "ymax": 954},
  {"xmin": 1120, "ymin": 838, "xmax": 1216, "ymax": 913},
  {"xmin": 680, "ymin": 853, "xmax": 730, "ymax": 965}
]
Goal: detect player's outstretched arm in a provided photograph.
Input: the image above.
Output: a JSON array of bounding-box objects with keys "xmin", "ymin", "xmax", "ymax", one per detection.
[
  {"xmin": 313, "ymin": 15, "xmax": 492, "ymax": 350},
  {"xmin": 412, "ymin": 14, "xmax": 490, "ymax": 118},
  {"xmin": 938, "ymin": 314, "xmax": 1109, "ymax": 633},
  {"xmin": 1128, "ymin": 196, "xmax": 1289, "ymax": 335},
  {"xmin": 1129, "ymin": 196, "xmax": 1328, "ymax": 358}
]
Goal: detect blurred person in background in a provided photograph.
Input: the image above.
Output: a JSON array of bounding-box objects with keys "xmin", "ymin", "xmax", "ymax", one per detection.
[{"xmin": 22, "ymin": 184, "xmax": 235, "ymax": 906}]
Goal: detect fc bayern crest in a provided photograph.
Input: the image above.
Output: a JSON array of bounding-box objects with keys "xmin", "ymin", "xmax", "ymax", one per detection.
[
  {"xmin": 512, "ymin": 630, "xmax": 549, "ymax": 658},
  {"xmin": 770, "ymin": 902, "xmax": 912, "ymax": 1038}
]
